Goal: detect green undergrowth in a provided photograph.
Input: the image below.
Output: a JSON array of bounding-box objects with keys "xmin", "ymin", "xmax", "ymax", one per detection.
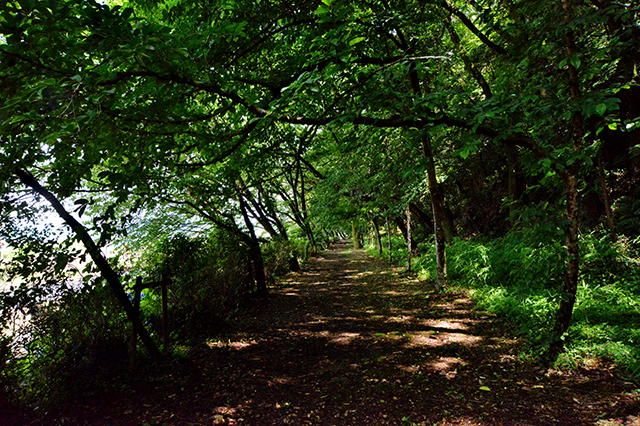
[{"xmin": 369, "ymin": 229, "xmax": 640, "ymax": 379}]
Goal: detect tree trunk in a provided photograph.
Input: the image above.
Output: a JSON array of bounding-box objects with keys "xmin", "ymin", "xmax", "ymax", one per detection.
[
  {"xmin": 421, "ymin": 136, "xmax": 447, "ymax": 291},
  {"xmin": 248, "ymin": 240, "xmax": 268, "ymax": 296},
  {"xmin": 14, "ymin": 168, "xmax": 161, "ymax": 359},
  {"xmin": 442, "ymin": 202, "xmax": 457, "ymax": 244},
  {"xmin": 245, "ymin": 194, "xmax": 282, "ymax": 240},
  {"xmin": 409, "ymin": 202, "xmax": 434, "ymax": 234},
  {"xmin": 299, "ymin": 166, "xmax": 317, "ymax": 253},
  {"xmin": 549, "ymin": 0, "xmax": 584, "ymax": 356},
  {"xmin": 550, "ymin": 171, "xmax": 580, "ymax": 355},
  {"xmin": 386, "ymin": 215, "xmax": 392, "ymax": 263},
  {"xmin": 406, "ymin": 205, "xmax": 412, "ymax": 272},
  {"xmin": 352, "ymin": 222, "xmax": 361, "ymax": 249},
  {"xmin": 259, "ymin": 183, "xmax": 289, "ymax": 240},
  {"xmin": 398, "ymin": 26, "xmax": 449, "ymax": 288},
  {"xmin": 239, "ymin": 195, "xmax": 268, "ymax": 297},
  {"xmin": 372, "ymin": 217, "xmax": 383, "ymax": 256},
  {"xmin": 507, "ymin": 147, "xmax": 519, "ymax": 224},
  {"xmin": 598, "ymin": 155, "xmax": 617, "ymax": 242}
]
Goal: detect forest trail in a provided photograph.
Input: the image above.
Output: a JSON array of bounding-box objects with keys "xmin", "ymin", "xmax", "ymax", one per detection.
[{"xmin": 39, "ymin": 241, "xmax": 638, "ymax": 426}]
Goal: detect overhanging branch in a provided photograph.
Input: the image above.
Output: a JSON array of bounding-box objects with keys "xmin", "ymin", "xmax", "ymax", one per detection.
[{"xmin": 14, "ymin": 168, "xmax": 161, "ymax": 358}]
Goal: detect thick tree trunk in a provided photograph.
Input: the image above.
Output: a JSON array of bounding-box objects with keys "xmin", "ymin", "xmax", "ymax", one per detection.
[
  {"xmin": 351, "ymin": 222, "xmax": 361, "ymax": 249},
  {"xmin": 549, "ymin": 0, "xmax": 584, "ymax": 356},
  {"xmin": 550, "ymin": 172, "xmax": 580, "ymax": 355},
  {"xmin": 15, "ymin": 168, "xmax": 161, "ymax": 359}
]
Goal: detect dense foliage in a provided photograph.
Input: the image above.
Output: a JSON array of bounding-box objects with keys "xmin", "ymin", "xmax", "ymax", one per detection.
[
  {"xmin": 0, "ymin": 0, "xmax": 638, "ymax": 407},
  {"xmin": 369, "ymin": 229, "xmax": 640, "ymax": 378}
]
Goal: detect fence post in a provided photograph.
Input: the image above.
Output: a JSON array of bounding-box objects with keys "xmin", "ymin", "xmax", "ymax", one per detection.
[
  {"xmin": 129, "ymin": 276, "xmax": 142, "ymax": 371},
  {"xmin": 161, "ymin": 274, "xmax": 169, "ymax": 351}
]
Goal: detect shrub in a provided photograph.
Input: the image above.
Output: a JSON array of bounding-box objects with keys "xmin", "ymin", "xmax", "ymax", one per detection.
[
  {"xmin": 4, "ymin": 280, "xmax": 129, "ymax": 407},
  {"xmin": 262, "ymin": 239, "xmax": 304, "ymax": 279},
  {"xmin": 140, "ymin": 231, "xmax": 254, "ymax": 342}
]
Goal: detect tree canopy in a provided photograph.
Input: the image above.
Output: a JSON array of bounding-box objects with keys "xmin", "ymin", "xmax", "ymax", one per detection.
[{"xmin": 1, "ymin": 0, "xmax": 639, "ymax": 380}]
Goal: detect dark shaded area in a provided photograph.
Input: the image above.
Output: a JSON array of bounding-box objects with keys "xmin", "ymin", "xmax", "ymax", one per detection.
[{"xmin": 26, "ymin": 241, "xmax": 639, "ymax": 425}]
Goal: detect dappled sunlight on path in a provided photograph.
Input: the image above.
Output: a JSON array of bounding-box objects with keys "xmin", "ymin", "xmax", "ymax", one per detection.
[
  {"xmin": 190, "ymin": 241, "xmax": 637, "ymax": 425},
  {"xmin": 41, "ymin": 240, "xmax": 639, "ymax": 426}
]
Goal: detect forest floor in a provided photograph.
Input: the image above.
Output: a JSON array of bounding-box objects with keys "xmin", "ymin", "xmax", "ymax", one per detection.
[{"xmin": 10, "ymin": 240, "xmax": 640, "ymax": 425}]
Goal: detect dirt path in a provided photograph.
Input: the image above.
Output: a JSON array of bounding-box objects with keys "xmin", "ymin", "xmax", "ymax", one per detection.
[{"xmin": 39, "ymin": 241, "xmax": 638, "ymax": 425}]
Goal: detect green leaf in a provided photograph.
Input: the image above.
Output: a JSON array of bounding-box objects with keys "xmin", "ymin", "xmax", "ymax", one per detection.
[
  {"xmin": 479, "ymin": 386, "xmax": 491, "ymax": 391},
  {"xmin": 349, "ymin": 37, "xmax": 366, "ymax": 46},
  {"xmin": 569, "ymin": 56, "xmax": 581, "ymax": 69},
  {"xmin": 595, "ymin": 103, "xmax": 607, "ymax": 116},
  {"xmin": 315, "ymin": 4, "xmax": 330, "ymax": 15},
  {"xmin": 121, "ymin": 7, "xmax": 134, "ymax": 19}
]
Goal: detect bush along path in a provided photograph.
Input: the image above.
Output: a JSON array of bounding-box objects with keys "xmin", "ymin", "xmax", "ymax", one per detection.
[{"xmin": 39, "ymin": 241, "xmax": 638, "ymax": 426}]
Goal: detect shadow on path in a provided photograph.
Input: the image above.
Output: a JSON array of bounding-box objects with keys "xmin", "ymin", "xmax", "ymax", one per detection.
[{"xmin": 42, "ymin": 241, "xmax": 639, "ymax": 426}]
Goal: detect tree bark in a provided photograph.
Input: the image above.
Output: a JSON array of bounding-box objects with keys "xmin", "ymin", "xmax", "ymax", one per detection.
[
  {"xmin": 409, "ymin": 202, "xmax": 434, "ymax": 233},
  {"xmin": 550, "ymin": 169, "xmax": 581, "ymax": 356},
  {"xmin": 395, "ymin": 217, "xmax": 419, "ymax": 253},
  {"xmin": 406, "ymin": 205, "xmax": 412, "ymax": 272},
  {"xmin": 239, "ymin": 195, "xmax": 268, "ymax": 297},
  {"xmin": 396, "ymin": 22, "xmax": 449, "ymax": 289},
  {"xmin": 243, "ymin": 186, "xmax": 282, "ymax": 240},
  {"xmin": 597, "ymin": 155, "xmax": 616, "ymax": 242},
  {"xmin": 386, "ymin": 215, "xmax": 392, "ymax": 263},
  {"xmin": 421, "ymin": 136, "xmax": 448, "ymax": 290},
  {"xmin": 258, "ymin": 183, "xmax": 289, "ymax": 240},
  {"xmin": 352, "ymin": 222, "xmax": 361, "ymax": 249},
  {"xmin": 14, "ymin": 168, "xmax": 161, "ymax": 359},
  {"xmin": 549, "ymin": 0, "xmax": 584, "ymax": 356},
  {"xmin": 372, "ymin": 216, "xmax": 383, "ymax": 256},
  {"xmin": 299, "ymin": 165, "xmax": 317, "ymax": 253},
  {"xmin": 507, "ymin": 147, "xmax": 519, "ymax": 223}
]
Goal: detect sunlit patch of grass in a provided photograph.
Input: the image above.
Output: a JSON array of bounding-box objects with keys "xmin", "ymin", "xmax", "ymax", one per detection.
[
  {"xmin": 561, "ymin": 278, "xmax": 640, "ymax": 375},
  {"xmin": 438, "ymin": 231, "xmax": 640, "ymax": 378},
  {"xmin": 367, "ymin": 229, "xmax": 640, "ymax": 378}
]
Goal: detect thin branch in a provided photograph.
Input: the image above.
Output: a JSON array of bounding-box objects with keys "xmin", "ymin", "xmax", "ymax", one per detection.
[
  {"xmin": 441, "ymin": 0, "xmax": 508, "ymax": 56},
  {"xmin": 175, "ymin": 119, "xmax": 261, "ymax": 168}
]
